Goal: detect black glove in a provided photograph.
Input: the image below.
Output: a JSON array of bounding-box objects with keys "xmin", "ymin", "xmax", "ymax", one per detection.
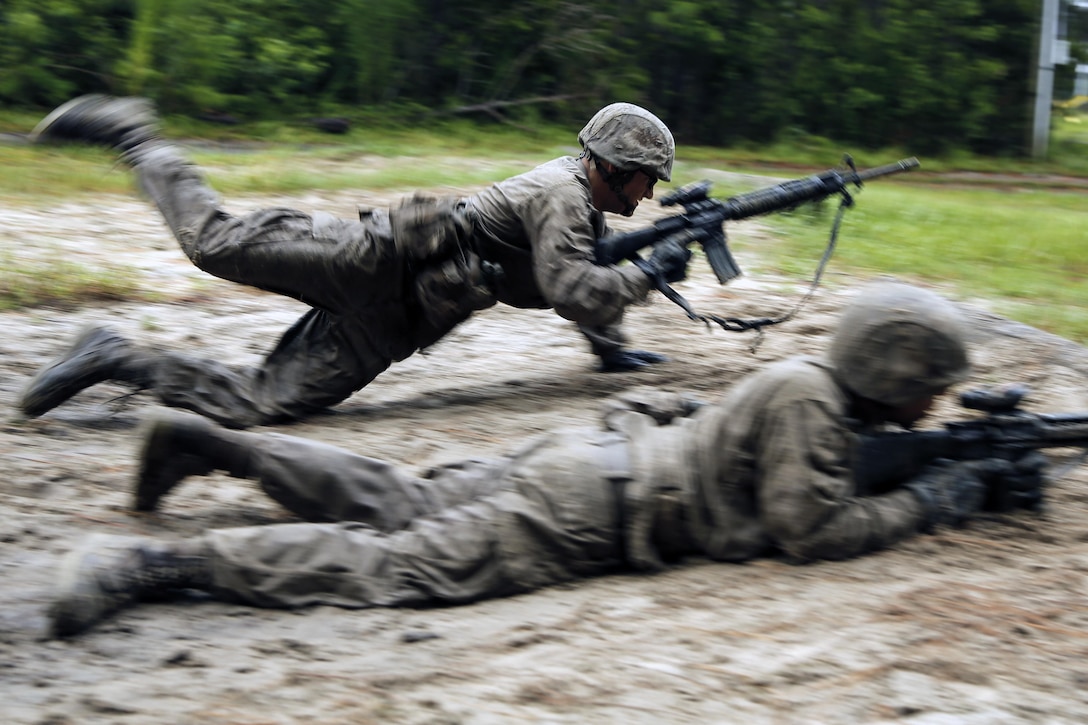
[
  {"xmin": 597, "ymin": 349, "xmax": 669, "ymax": 373},
  {"xmin": 984, "ymin": 451, "xmax": 1049, "ymax": 512},
  {"xmin": 905, "ymin": 458, "xmax": 995, "ymax": 531},
  {"xmin": 633, "ymin": 235, "xmax": 693, "ymax": 284}
]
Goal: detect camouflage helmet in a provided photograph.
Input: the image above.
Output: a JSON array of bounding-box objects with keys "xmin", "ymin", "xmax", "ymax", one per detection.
[
  {"xmin": 829, "ymin": 282, "xmax": 971, "ymax": 406},
  {"xmin": 578, "ymin": 103, "xmax": 674, "ymax": 182}
]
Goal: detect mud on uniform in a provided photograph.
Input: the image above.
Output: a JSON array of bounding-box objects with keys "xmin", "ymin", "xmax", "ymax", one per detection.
[
  {"xmin": 131, "ymin": 147, "xmax": 653, "ymax": 428},
  {"xmin": 197, "ymin": 363, "xmax": 927, "ymax": 609}
]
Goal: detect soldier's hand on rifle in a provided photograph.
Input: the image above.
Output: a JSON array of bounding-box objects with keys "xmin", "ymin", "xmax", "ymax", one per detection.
[
  {"xmin": 984, "ymin": 451, "xmax": 1049, "ymax": 513},
  {"xmin": 633, "ymin": 233, "xmax": 693, "ymax": 284},
  {"xmin": 905, "ymin": 458, "xmax": 994, "ymax": 531}
]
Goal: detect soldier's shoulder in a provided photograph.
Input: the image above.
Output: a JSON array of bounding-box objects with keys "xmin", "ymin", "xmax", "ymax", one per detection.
[
  {"xmin": 744, "ymin": 355, "xmax": 840, "ymax": 402},
  {"xmin": 762, "ymin": 355, "xmax": 831, "ymax": 381}
]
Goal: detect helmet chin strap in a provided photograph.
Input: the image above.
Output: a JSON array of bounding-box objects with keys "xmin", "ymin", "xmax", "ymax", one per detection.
[{"xmin": 584, "ymin": 151, "xmax": 638, "ymax": 215}]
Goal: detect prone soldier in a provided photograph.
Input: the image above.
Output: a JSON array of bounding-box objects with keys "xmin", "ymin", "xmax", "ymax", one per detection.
[{"xmin": 47, "ymin": 282, "xmax": 1048, "ymax": 637}]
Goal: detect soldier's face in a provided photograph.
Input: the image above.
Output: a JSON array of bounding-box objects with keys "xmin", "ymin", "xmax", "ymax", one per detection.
[
  {"xmin": 589, "ymin": 161, "xmax": 658, "ymax": 216},
  {"xmin": 613, "ymin": 171, "xmax": 657, "ymax": 216},
  {"xmin": 629, "ymin": 171, "xmax": 656, "ymax": 201},
  {"xmin": 885, "ymin": 391, "xmax": 943, "ymax": 429}
]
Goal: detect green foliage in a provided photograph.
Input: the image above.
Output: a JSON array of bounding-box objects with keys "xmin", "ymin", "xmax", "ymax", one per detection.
[
  {"xmin": 323, "ymin": 0, "xmax": 420, "ymax": 104},
  {"xmin": 0, "ymin": 0, "xmax": 133, "ymax": 103},
  {"xmin": 0, "ymin": 0, "xmax": 1065, "ymax": 155},
  {"xmin": 117, "ymin": 0, "xmax": 337, "ymax": 115}
]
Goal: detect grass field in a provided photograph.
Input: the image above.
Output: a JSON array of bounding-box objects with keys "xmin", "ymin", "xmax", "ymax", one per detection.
[{"xmin": 1, "ymin": 108, "xmax": 1085, "ymax": 342}]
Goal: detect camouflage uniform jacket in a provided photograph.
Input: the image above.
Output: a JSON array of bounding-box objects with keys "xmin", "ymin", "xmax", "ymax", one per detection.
[
  {"xmin": 467, "ymin": 156, "xmax": 653, "ymax": 331},
  {"xmin": 609, "ymin": 356, "xmax": 927, "ymax": 569}
]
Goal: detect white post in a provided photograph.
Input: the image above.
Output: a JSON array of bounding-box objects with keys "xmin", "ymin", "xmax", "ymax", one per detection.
[{"xmin": 1033, "ymin": 0, "xmax": 1062, "ymax": 158}]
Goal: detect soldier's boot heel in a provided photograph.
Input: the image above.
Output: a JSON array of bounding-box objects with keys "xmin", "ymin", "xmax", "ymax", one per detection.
[
  {"xmin": 19, "ymin": 326, "xmax": 153, "ymax": 418},
  {"xmin": 30, "ymin": 94, "xmax": 160, "ymax": 155},
  {"xmin": 135, "ymin": 411, "xmax": 254, "ymax": 512}
]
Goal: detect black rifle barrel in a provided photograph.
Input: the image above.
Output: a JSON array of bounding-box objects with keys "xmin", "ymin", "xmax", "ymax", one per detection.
[
  {"xmin": 594, "ymin": 157, "xmax": 920, "ymax": 269},
  {"xmin": 721, "ymin": 156, "xmax": 920, "ymax": 222}
]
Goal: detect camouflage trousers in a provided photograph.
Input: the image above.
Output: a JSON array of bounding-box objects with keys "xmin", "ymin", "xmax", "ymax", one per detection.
[
  {"xmin": 201, "ymin": 428, "xmax": 628, "ymax": 609},
  {"xmin": 128, "ymin": 144, "xmax": 490, "ymax": 428}
]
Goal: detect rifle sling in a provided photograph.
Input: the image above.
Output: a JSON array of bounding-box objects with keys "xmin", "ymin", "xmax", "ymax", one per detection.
[{"xmin": 658, "ymin": 191, "xmax": 853, "ymax": 352}]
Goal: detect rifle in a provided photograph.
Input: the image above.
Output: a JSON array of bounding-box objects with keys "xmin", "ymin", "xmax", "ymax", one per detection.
[
  {"xmin": 855, "ymin": 384, "xmax": 1088, "ymax": 504},
  {"xmin": 596, "ymin": 156, "xmax": 921, "ymax": 339}
]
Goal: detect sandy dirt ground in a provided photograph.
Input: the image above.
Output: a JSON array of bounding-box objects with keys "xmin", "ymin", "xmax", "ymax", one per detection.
[{"xmin": 2, "ymin": 178, "xmax": 1088, "ymax": 724}]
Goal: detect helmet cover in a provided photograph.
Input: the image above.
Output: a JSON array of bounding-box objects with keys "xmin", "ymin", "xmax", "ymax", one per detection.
[
  {"xmin": 578, "ymin": 103, "xmax": 674, "ymax": 182},
  {"xmin": 829, "ymin": 282, "xmax": 971, "ymax": 406}
]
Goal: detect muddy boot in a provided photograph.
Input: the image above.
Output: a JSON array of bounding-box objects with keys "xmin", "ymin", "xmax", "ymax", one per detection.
[
  {"xmin": 49, "ymin": 533, "xmax": 212, "ymax": 638},
  {"xmin": 135, "ymin": 411, "xmax": 256, "ymax": 512},
  {"xmin": 18, "ymin": 326, "xmax": 157, "ymax": 418},
  {"xmin": 29, "ymin": 94, "xmax": 160, "ymax": 156}
]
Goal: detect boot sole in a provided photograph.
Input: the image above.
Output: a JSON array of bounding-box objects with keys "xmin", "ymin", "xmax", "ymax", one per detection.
[
  {"xmin": 18, "ymin": 325, "xmax": 128, "ymax": 418},
  {"xmin": 29, "ymin": 94, "xmax": 110, "ymax": 144}
]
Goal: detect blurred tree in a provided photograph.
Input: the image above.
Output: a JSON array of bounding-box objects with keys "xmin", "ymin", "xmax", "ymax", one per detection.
[
  {"xmin": 0, "ymin": 0, "xmax": 1046, "ymax": 153},
  {"xmin": 403, "ymin": 0, "xmax": 635, "ymax": 121},
  {"xmin": 0, "ymin": 0, "xmax": 131, "ymax": 105},
  {"xmin": 322, "ymin": 0, "xmax": 419, "ymax": 105},
  {"xmin": 873, "ymin": 0, "xmax": 1036, "ymax": 153},
  {"xmin": 119, "ymin": 0, "xmax": 336, "ymax": 116},
  {"xmin": 118, "ymin": 0, "xmax": 240, "ymax": 112}
]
